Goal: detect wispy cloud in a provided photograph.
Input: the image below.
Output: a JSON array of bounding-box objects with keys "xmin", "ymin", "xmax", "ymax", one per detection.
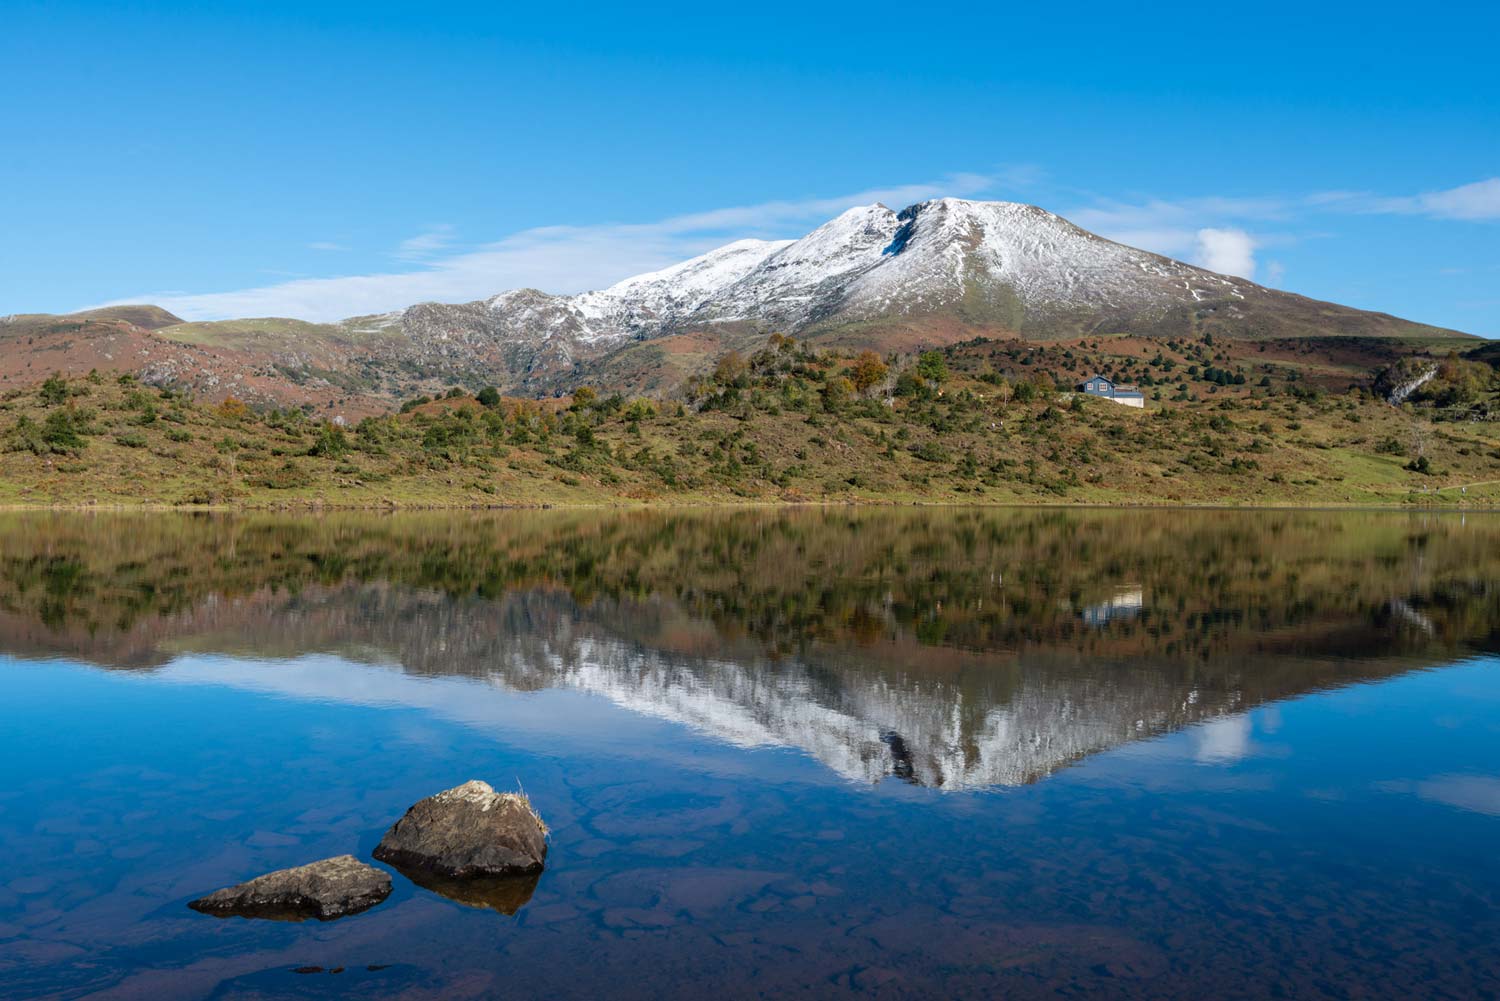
[
  {"xmin": 1316, "ymin": 177, "xmax": 1500, "ymax": 221},
  {"xmin": 395, "ymin": 224, "xmax": 457, "ymax": 261},
  {"xmin": 103, "ymin": 172, "xmax": 1015, "ymax": 322},
  {"xmin": 307, "ymin": 241, "xmax": 348, "ymax": 252},
  {"xmin": 1059, "ymin": 176, "xmax": 1499, "ymax": 282}
]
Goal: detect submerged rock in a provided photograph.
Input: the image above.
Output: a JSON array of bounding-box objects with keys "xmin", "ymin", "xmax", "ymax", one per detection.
[
  {"xmin": 373, "ymin": 780, "xmax": 547, "ymax": 879},
  {"xmin": 188, "ymin": 855, "xmax": 391, "ymax": 921}
]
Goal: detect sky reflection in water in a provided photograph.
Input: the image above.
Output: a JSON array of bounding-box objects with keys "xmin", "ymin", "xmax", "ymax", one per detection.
[{"xmin": 0, "ymin": 509, "xmax": 1497, "ymax": 999}]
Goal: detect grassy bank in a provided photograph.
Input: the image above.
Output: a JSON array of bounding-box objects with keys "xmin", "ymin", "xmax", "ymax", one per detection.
[{"xmin": 2, "ymin": 336, "xmax": 1498, "ymax": 510}]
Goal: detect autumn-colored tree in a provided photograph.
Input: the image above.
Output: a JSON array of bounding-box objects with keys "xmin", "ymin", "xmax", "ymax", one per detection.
[
  {"xmin": 714, "ymin": 351, "xmax": 749, "ymax": 385},
  {"xmin": 851, "ymin": 351, "xmax": 889, "ymax": 394},
  {"xmin": 216, "ymin": 397, "xmax": 251, "ymax": 421}
]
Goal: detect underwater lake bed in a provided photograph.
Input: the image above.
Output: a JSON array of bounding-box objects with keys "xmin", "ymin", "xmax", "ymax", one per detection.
[{"xmin": 1, "ymin": 508, "xmax": 1497, "ymax": 999}]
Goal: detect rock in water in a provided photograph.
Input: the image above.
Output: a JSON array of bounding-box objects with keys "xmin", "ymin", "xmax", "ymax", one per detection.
[
  {"xmin": 373, "ymin": 780, "xmax": 547, "ymax": 878},
  {"xmin": 188, "ymin": 855, "xmax": 392, "ymax": 921}
]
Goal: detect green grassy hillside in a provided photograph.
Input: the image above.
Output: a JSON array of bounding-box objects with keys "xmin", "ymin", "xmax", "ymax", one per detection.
[{"xmin": 1, "ymin": 334, "xmax": 1497, "ymax": 509}]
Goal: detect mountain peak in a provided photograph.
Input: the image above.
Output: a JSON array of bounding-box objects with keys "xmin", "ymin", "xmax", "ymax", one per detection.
[{"xmin": 312, "ymin": 196, "xmax": 1463, "ymax": 397}]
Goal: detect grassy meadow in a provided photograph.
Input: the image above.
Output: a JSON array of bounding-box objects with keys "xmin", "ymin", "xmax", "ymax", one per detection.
[{"xmin": 1, "ymin": 333, "xmax": 1497, "ymax": 509}]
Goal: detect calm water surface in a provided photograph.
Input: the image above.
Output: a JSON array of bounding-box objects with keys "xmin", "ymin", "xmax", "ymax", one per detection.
[{"xmin": 0, "ymin": 509, "xmax": 1497, "ymax": 999}]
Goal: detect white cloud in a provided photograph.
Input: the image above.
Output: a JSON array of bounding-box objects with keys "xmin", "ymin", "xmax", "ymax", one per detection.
[
  {"xmin": 395, "ymin": 224, "xmax": 456, "ymax": 261},
  {"xmin": 307, "ymin": 241, "xmax": 348, "ymax": 252},
  {"xmin": 1308, "ymin": 178, "xmax": 1500, "ymax": 221},
  {"xmin": 1062, "ymin": 195, "xmax": 1285, "ymax": 267},
  {"xmin": 1194, "ymin": 227, "xmax": 1257, "ymax": 278},
  {"xmin": 1265, "ymin": 260, "xmax": 1286, "ymax": 285},
  {"xmin": 1094, "ymin": 227, "xmax": 1199, "ymax": 258},
  {"xmin": 1418, "ymin": 178, "xmax": 1500, "ymax": 220},
  {"xmin": 100, "ymin": 173, "xmax": 1008, "ymax": 322},
  {"xmin": 1063, "ymin": 176, "xmax": 1499, "ymax": 274}
]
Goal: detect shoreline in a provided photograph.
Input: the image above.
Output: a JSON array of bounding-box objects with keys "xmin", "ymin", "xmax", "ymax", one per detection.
[{"xmin": 0, "ymin": 497, "xmax": 1495, "ymax": 514}]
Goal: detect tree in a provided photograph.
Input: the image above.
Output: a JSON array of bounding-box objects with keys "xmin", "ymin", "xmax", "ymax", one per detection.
[
  {"xmin": 993, "ymin": 376, "xmax": 1013, "ymax": 409},
  {"xmin": 713, "ymin": 351, "xmax": 749, "ymax": 386},
  {"xmin": 821, "ymin": 376, "xmax": 854, "ymax": 412},
  {"xmin": 851, "ymin": 351, "xmax": 889, "ymax": 394},
  {"xmin": 476, "ymin": 386, "xmax": 501, "ymax": 408},
  {"xmin": 916, "ymin": 350, "xmax": 948, "ymax": 384},
  {"xmin": 216, "ymin": 397, "xmax": 251, "ymax": 421},
  {"xmin": 39, "ymin": 372, "xmax": 68, "ymax": 407}
]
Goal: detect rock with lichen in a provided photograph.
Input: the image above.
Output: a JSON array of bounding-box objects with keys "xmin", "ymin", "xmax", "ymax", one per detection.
[
  {"xmin": 188, "ymin": 855, "xmax": 391, "ymax": 921},
  {"xmin": 373, "ymin": 780, "xmax": 547, "ymax": 879}
]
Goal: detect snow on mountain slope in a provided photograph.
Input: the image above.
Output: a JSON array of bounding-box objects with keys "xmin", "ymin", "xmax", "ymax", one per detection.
[
  {"xmin": 427, "ymin": 197, "xmax": 1252, "ymax": 348},
  {"xmin": 570, "ymin": 237, "xmax": 790, "ymax": 340},
  {"xmin": 695, "ymin": 203, "xmax": 902, "ymax": 328},
  {"xmin": 332, "ymin": 198, "xmax": 1456, "ymax": 395},
  {"xmin": 836, "ymin": 198, "xmax": 1244, "ymax": 323}
]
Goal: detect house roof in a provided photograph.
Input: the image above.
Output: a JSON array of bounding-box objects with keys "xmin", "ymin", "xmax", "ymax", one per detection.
[{"xmin": 1079, "ymin": 375, "xmax": 1143, "ymax": 396}]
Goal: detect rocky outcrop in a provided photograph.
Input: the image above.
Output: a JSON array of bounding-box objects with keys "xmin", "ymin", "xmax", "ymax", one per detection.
[
  {"xmin": 187, "ymin": 854, "xmax": 392, "ymax": 921},
  {"xmin": 373, "ymin": 780, "xmax": 548, "ymax": 878}
]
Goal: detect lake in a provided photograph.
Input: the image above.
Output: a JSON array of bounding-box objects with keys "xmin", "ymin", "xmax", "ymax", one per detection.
[{"xmin": 1, "ymin": 508, "xmax": 1497, "ymax": 1000}]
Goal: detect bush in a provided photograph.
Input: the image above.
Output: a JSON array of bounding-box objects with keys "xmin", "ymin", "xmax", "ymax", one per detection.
[
  {"xmin": 913, "ymin": 441, "xmax": 950, "ymax": 463},
  {"xmin": 8, "ymin": 408, "xmax": 95, "ymax": 455},
  {"xmin": 309, "ymin": 423, "xmax": 350, "ymax": 458},
  {"xmin": 39, "ymin": 373, "xmax": 68, "ymax": 406}
]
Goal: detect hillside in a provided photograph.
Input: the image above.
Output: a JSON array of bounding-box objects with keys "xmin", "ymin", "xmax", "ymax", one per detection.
[
  {"xmin": 0, "ymin": 199, "xmax": 1475, "ymax": 410},
  {"xmin": 2, "ymin": 333, "xmax": 1498, "ymax": 509}
]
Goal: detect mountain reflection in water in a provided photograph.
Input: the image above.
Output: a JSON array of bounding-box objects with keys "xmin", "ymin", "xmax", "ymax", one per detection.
[{"xmin": 1, "ymin": 508, "xmax": 1494, "ymax": 790}]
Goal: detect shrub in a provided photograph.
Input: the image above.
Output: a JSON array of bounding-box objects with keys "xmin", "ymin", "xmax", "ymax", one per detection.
[
  {"xmin": 309, "ymin": 423, "xmax": 350, "ymax": 458},
  {"xmin": 39, "ymin": 373, "xmax": 68, "ymax": 406}
]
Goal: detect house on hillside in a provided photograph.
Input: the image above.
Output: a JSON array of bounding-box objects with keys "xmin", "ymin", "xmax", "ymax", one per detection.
[{"xmin": 1078, "ymin": 375, "xmax": 1145, "ymax": 408}]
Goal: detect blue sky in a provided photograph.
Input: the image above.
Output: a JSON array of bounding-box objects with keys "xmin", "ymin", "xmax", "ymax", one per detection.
[{"xmin": 2, "ymin": 1, "xmax": 1496, "ymax": 334}]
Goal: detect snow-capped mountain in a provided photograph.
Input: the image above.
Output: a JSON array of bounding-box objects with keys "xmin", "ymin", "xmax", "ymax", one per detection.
[
  {"xmin": 34, "ymin": 198, "xmax": 1447, "ymax": 406},
  {"xmin": 376, "ymin": 197, "xmax": 1259, "ymax": 347},
  {"xmin": 341, "ymin": 197, "xmax": 1446, "ymax": 394}
]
